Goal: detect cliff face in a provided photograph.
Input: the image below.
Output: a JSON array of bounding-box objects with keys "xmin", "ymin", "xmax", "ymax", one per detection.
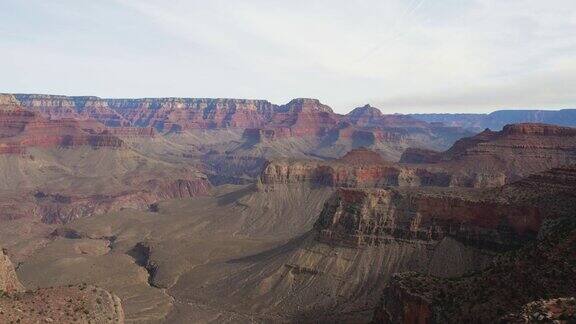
[
  {"xmin": 34, "ymin": 176, "xmax": 211, "ymax": 224},
  {"xmin": 0, "ymin": 108, "xmax": 124, "ymax": 154},
  {"xmin": 314, "ymin": 188, "xmax": 541, "ymax": 248},
  {"xmin": 0, "ymin": 247, "xmax": 24, "ymax": 293},
  {"xmin": 261, "ymin": 148, "xmax": 506, "ymax": 189},
  {"xmin": 10, "ymin": 95, "xmax": 467, "ymax": 149},
  {"xmin": 400, "ymin": 123, "xmax": 576, "ymax": 185},
  {"xmin": 374, "ymin": 217, "xmax": 576, "ymax": 324},
  {"xmin": 372, "ymin": 166, "xmax": 576, "ymax": 324}
]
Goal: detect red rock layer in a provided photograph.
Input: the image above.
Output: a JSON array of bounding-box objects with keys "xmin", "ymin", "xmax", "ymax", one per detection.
[
  {"xmin": 260, "ymin": 149, "xmax": 452, "ymax": 188},
  {"xmin": 0, "ymin": 109, "xmax": 123, "ymax": 154},
  {"xmin": 373, "ymin": 219, "xmax": 576, "ymax": 323},
  {"xmin": 108, "ymin": 127, "xmax": 156, "ymax": 137},
  {"xmin": 371, "ymin": 166, "xmax": 576, "ymax": 323},
  {"xmin": 12, "ymin": 95, "xmax": 466, "ymax": 145},
  {"xmin": 398, "ymin": 123, "xmax": 576, "ymax": 186},
  {"xmin": 314, "ymin": 188, "xmax": 542, "ymax": 248}
]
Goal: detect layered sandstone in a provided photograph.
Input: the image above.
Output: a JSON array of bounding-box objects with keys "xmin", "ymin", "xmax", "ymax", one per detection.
[
  {"xmin": 400, "ymin": 123, "xmax": 576, "ymax": 185},
  {"xmin": 399, "ymin": 148, "xmax": 442, "ymax": 164},
  {"xmin": 0, "ymin": 109, "xmax": 124, "ymax": 154},
  {"xmin": 373, "ymin": 217, "xmax": 576, "ymax": 323},
  {"xmin": 11, "ymin": 95, "xmax": 467, "ymax": 149},
  {"xmin": 372, "ymin": 166, "xmax": 576, "ymax": 323},
  {"xmin": 34, "ymin": 176, "xmax": 211, "ymax": 224},
  {"xmin": 261, "ymin": 149, "xmax": 450, "ymax": 188},
  {"xmin": 314, "ymin": 187, "xmax": 541, "ymax": 248}
]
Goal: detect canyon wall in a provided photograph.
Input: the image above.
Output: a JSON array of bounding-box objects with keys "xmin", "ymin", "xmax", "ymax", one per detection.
[
  {"xmin": 314, "ymin": 187, "xmax": 541, "ymax": 249},
  {"xmin": 10, "ymin": 94, "xmax": 469, "ymax": 149},
  {"xmin": 372, "ymin": 165, "xmax": 576, "ymax": 323}
]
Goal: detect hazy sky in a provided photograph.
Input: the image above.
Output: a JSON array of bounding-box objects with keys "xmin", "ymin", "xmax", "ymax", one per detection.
[{"xmin": 1, "ymin": 0, "xmax": 576, "ymax": 113}]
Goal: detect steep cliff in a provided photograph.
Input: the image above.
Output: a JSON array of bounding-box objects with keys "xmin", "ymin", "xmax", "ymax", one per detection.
[
  {"xmin": 314, "ymin": 187, "xmax": 541, "ymax": 249},
  {"xmin": 374, "ymin": 217, "xmax": 576, "ymax": 323},
  {"xmin": 401, "ymin": 123, "xmax": 576, "ymax": 185},
  {"xmin": 261, "ymin": 148, "xmax": 453, "ymax": 188},
  {"xmin": 0, "ymin": 108, "xmax": 124, "ymax": 154},
  {"xmin": 11, "ymin": 95, "xmax": 469, "ymax": 152},
  {"xmin": 372, "ymin": 165, "xmax": 576, "ymax": 323}
]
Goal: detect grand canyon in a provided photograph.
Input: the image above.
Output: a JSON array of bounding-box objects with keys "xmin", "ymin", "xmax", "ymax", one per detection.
[
  {"xmin": 0, "ymin": 92, "xmax": 574, "ymax": 323},
  {"xmin": 5, "ymin": 1, "xmax": 576, "ymax": 322}
]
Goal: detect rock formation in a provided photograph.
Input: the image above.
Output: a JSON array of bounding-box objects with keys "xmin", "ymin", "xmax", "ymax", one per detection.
[
  {"xmin": 34, "ymin": 176, "xmax": 211, "ymax": 224},
  {"xmin": 0, "ymin": 247, "xmax": 24, "ymax": 293},
  {"xmin": 372, "ymin": 165, "xmax": 576, "ymax": 323},
  {"xmin": 1, "ymin": 245, "xmax": 124, "ymax": 323},
  {"xmin": 314, "ymin": 187, "xmax": 542, "ymax": 248},
  {"xmin": 260, "ymin": 148, "xmax": 454, "ymax": 188},
  {"xmin": 0, "ymin": 284, "xmax": 125, "ymax": 324},
  {"xmin": 0, "ymin": 97, "xmax": 124, "ymax": 154},
  {"xmin": 373, "ymin": 217, "xmax": 576, "ymax": 323},
  {"xmin": 9, "ymin": 94, "xmax": 468, "ymax": 149},
  {"xmin": 400, "ymin": 123, "xmax": 576, "ymax": 186}
]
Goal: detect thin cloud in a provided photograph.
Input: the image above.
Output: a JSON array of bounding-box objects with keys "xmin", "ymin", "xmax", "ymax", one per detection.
[{"xmin": 0, "ymin": 0, "xmax": 575, "ymax": 113}]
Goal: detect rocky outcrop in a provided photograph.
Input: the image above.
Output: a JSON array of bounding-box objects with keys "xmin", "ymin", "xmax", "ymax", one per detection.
[
  {"xmin": 373, "ymin": 216, "xmax": 576, "ymax": 323},
  {"xmin": 263, "ymin": 122, "xmax": 576, "ymax": 189},
  {"xmin": 372, "ymin": 273, "xmax": 434, "ymax": 324},
  {"xmin": 399, "ymin": 123, "xmax": 576, "ymax": 186},
  {"xmin": 504, "ymin": 297, "xmax": 576, "ymax": 323},
  {"xmin": 0, "ymin": 247, "xmax": 24, "ymax": 293},
  {"xmin": 314, "ymin": 187, "xmax": 542, "ymax": 248},
  {"xmin": 372, "ymin": 166, "xmax": 576, "ymax": 324},
  {"xmin": 0, "ymin": 284, "xmax": 125, "ymax": 324},
  {"xmin": 261, "ymin": 149, "xmax": 451, "ymax": 188},
  {"xmin": 1, "ymin": 244, "xmax": 124, "ymax": 322},
  {"xmin": 34, "ymin": 177, "xmax": 211, "ymax": 224},
  {"xmin": 0, "ymin": 108, "xmax": 124, "ymax": 154}
]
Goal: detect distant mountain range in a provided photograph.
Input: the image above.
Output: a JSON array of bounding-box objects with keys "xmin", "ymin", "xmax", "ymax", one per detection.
[{"xmin": 411, "ymin": 109, "xmax": 576, "ymax": 131}]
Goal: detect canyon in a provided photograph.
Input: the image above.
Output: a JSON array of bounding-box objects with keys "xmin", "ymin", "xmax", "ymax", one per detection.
[{"xmin": 0, "ymin": 93, "xmax": 574, "ymax": 323}]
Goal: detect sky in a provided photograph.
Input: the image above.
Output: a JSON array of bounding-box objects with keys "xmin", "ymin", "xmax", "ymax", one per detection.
[{"xmin": 1, "ymin": 0, "xmax": 576, "ymax": 114}]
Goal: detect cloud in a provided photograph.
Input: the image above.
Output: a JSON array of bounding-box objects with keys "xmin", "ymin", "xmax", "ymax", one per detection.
[{"xmin": 0, "ymin": 0, "xmax": 575, "ymax": 113}]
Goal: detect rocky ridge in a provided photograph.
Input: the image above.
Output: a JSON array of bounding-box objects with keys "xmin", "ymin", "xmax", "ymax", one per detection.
[
  {"xmin": 260, "ymin": 148, "xmax": 453, "ymax": 188},
  {"xmin": 10, "ymin": 94, "xmax": 469, "ymax": 148},
  {"xmin": 0, "ymin": 246, "xmax": 125, "ymax": 323},
  {"xmin": 371, "ymin": 165, "xmax": 576, "ymax": 323},
  {"xmin": 314, "ymin": 187, "xmax": 541, "ymax": 249},
  {"xmin": 0, "ymin": 94, "xmax": 125, "ymax": 154}
]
